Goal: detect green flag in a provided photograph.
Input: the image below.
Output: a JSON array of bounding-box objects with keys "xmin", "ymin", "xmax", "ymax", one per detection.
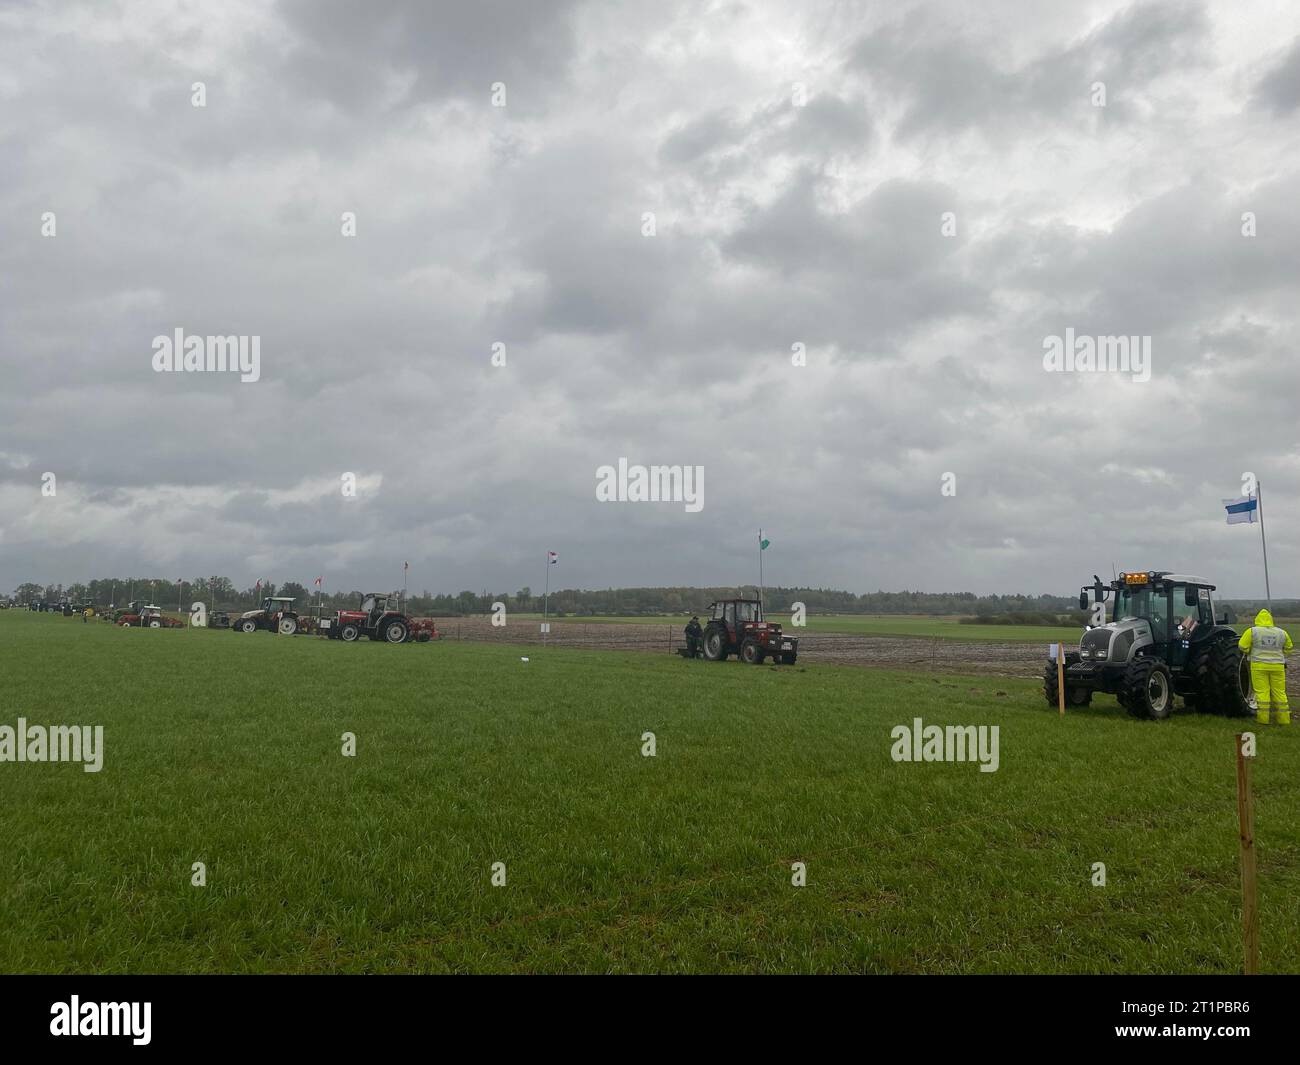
[{"xmin": 760, "ymin": 538, "xmax": 770, "ymax": 550}]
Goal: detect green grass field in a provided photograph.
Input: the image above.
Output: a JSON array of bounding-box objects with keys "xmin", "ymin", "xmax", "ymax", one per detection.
[{"xmin": 2, "ymin": 609, "xmax": 1297, "ymax": 974}]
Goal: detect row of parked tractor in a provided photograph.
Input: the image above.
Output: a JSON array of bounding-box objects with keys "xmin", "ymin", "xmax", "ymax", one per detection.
[
  {"xmin": 35, "ymin": 592, "xmax": 440, "ymax": 643},
  {"xmin": 228, "ymin": 593, "xmax": 439, "ymax": 643}
]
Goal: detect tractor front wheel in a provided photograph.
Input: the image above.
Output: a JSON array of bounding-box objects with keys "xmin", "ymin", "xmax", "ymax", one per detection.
[
  {"xmin": 1042, "ymin": 653, "xmax": 1089, "ymax": 708},
  {"xmin": 339, "ymin": 623, "xmax": 360, "ymax": 642},
  {"xmin": 1123, "ymin": 658, "xmax": 1173, "ymax": 720},
  {"xmin": 238, "ymin": 618, "xmax": 258, "ymax": 634},
  {"xmin": 740, "ymin": 639, "xmax": 764, "ymax": 665}
]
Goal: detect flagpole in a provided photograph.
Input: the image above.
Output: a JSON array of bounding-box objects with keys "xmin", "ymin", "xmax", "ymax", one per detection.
[
  {"xmin": 544, "ymin": 553, "xmax": 550, "ymax": 621},
  {"xmin": 758, "ymin": 528, "xmax": 764, "ymax": 610},
  {"xmin": 1257, "ymin": 482, "xmax": 1271, "ymax": 608}
]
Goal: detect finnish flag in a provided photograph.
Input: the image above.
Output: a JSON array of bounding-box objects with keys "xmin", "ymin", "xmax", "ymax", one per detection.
[{"xmin": 1223, "ymin": 495, "xmax": 1259, "ymax": 525}]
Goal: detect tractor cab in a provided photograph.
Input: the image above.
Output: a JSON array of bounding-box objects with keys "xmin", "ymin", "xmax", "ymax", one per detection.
[
  {"xmin": 358, "ymin": 593, "xmax": 395, "ymax": 626},
  {"xmin": 1079, "ymin": 572, "xmax": 1218, "ymax": 661},
  {"xmin": 711, "ymin": 598, "xmax": 763, "ymax": 629},
  {"xmin": 263, "ymin": 596, "xmax": 296, "ymax": 615}
]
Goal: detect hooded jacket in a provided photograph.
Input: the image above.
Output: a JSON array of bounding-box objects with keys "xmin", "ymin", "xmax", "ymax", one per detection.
[{"xmin": 1238, "ymin": 609, "xmax": 1293, "ymax": 664}]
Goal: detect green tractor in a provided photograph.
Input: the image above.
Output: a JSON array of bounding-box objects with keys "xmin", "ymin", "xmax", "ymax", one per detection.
[{"xmin": 1045, "ymin": 571, "xmax": 1253, "ymax": 720}]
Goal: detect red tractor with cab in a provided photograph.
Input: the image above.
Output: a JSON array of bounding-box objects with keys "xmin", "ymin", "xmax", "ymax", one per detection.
[
  {"xmin": 320, "ymin": 593, "xmax": 416, "ymax": 643},
  {"xmin": 700, "ymin": 598, "xmax": 798, "ymax": 665},
  {"xmin": 117, "ymin": 604, "xmax": 184, "ymax": 629}
]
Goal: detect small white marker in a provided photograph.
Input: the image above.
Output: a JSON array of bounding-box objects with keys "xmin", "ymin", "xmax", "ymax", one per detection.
[{"xmin": 520, "ymin": 656, "xmax": 529, "ymax": 663}]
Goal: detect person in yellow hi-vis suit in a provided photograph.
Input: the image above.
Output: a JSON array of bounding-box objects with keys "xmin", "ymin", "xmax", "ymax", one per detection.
[{"xmin": 1239, "ymin": 609, "xmax": 1293, "ymax": 725}]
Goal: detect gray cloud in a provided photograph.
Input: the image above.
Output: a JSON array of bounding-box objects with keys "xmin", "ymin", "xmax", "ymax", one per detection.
[
  {"xmin": 1, "ymin": 0, "xmax": 1298, "ymax": 601},
  {"xmin": 1253, "ymin": 37, "xmax": 1300, "ymax": 114}
]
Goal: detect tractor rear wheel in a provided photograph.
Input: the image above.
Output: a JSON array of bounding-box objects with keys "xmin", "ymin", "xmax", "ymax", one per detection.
[
  {"xmin": 702, "ymin": 626, "xmax": 728, "ymax": 661},
  {"xmin": 1123, "ymin": 658, "xmax": 1173, "ymax": 720},
  {"xmin": 278, "ymin": 616, "xmax": 298, "ymax": 636},
  {"xmin": 339, "ymin": 623, "xmax": 360, "ymax": 642},
  {"xmin": 740, "ymin": 639, "xmax": 764, "ymax": 665},
  {"xmin": 1207, "ymin": 637, "xmax": 1253, "ymax": 717},
  {"xmin": 382, "ymin": 619, "xmax": 409, "ymax": 644}
]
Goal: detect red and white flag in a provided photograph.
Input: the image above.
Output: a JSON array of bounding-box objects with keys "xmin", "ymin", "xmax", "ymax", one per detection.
[
  {"xmin": 548, "ymin": 551, "xmax": 558, "ymax": 564},
  {"xmin": 403, "ymin": 561, "xmax": 409, "ymax": 572},
  {"xmin": 255, "ymin": 579, "xmax": 261, "ymax": 592},
  {"xmin": 314, "ymin": 576, "xmax": 322, "ymax": 588}
]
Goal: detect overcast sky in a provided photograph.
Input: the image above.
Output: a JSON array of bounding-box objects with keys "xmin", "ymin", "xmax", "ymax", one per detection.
[{"xmin": 2, "ymin": 0, "xmax": 1299, "ymax": 599}]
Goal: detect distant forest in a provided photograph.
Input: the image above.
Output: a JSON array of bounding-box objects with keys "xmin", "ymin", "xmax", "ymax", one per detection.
[{"xmin": 12, "ymin": 577, "xmax": 1295, "ymax": 620}]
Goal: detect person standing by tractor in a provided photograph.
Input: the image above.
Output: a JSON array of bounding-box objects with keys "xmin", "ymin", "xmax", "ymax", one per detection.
[
  {"xmin": 1239, "ymin": 608, "xmax": 1293, "ymax": 725},
  {"xmin": 684, "ymin": 615, "xmax": 703, "ymax": 659}
]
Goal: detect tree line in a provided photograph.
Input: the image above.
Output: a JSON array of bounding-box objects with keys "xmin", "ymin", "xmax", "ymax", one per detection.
[
  {"xmin": 6, "ymin": 579, "xmax": 1080, "ymax": 617},
  {"xmin": 10, "ymin": 578, "xmax": 1294, "ymax": 619}
]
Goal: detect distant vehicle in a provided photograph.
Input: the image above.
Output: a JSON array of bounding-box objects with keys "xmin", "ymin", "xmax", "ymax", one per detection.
[
  {"xmin": 117, "ymin": 605, "xmax": 184, "ymax": 629},
  {"xmin": 232, "ymin": 596, "xmax": 301, "ymax": 635},
  {"xmin": 698, "ymin": 599, "xmax": 798, "ymax": 665}
]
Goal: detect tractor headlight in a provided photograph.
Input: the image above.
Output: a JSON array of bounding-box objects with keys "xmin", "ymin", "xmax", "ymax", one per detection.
[
  {"xmin": 1095, "ymin": 649, "xmax": 1107, "ymax": 660},
  {"xmin": 1079, "ymin": 647, "xmax": 1091, "ymax": 659}
]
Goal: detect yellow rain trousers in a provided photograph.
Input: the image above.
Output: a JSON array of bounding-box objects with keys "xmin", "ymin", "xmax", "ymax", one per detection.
[{"xmin": 1239, "ymin": 609, "xmax": 1293, "ymax": 725}]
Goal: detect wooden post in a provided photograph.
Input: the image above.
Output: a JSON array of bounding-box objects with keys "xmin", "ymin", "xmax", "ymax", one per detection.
[
  {"xmin": 1056, "ymin": 644, "xmax": 1066, "ymax": 717},
  {"xmin": 1235, "ymin": 732, "xmax": 1259, "ymax": 975}
]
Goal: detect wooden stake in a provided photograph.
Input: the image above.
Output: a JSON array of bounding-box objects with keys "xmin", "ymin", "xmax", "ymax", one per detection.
[
  {"xmin": 1057, "ymin": 644, "xmax": 1066, "ymax": 717},
  {"xmin": 1235, "ymin": 733, "xmax": 1259, "ymax": 975}
]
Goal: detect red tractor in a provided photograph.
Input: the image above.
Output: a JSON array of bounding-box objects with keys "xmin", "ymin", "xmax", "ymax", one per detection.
[
  {"xmin": 320, "ymin": 593, "xmax": 415, "ymax": 643},
  {"xmin": 117, "ymin": 605, "xmax": 185, "ymax": 629},
  {"xmin": 700, "ymin": 598, "xmax": 798, "ymax": 665}
]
